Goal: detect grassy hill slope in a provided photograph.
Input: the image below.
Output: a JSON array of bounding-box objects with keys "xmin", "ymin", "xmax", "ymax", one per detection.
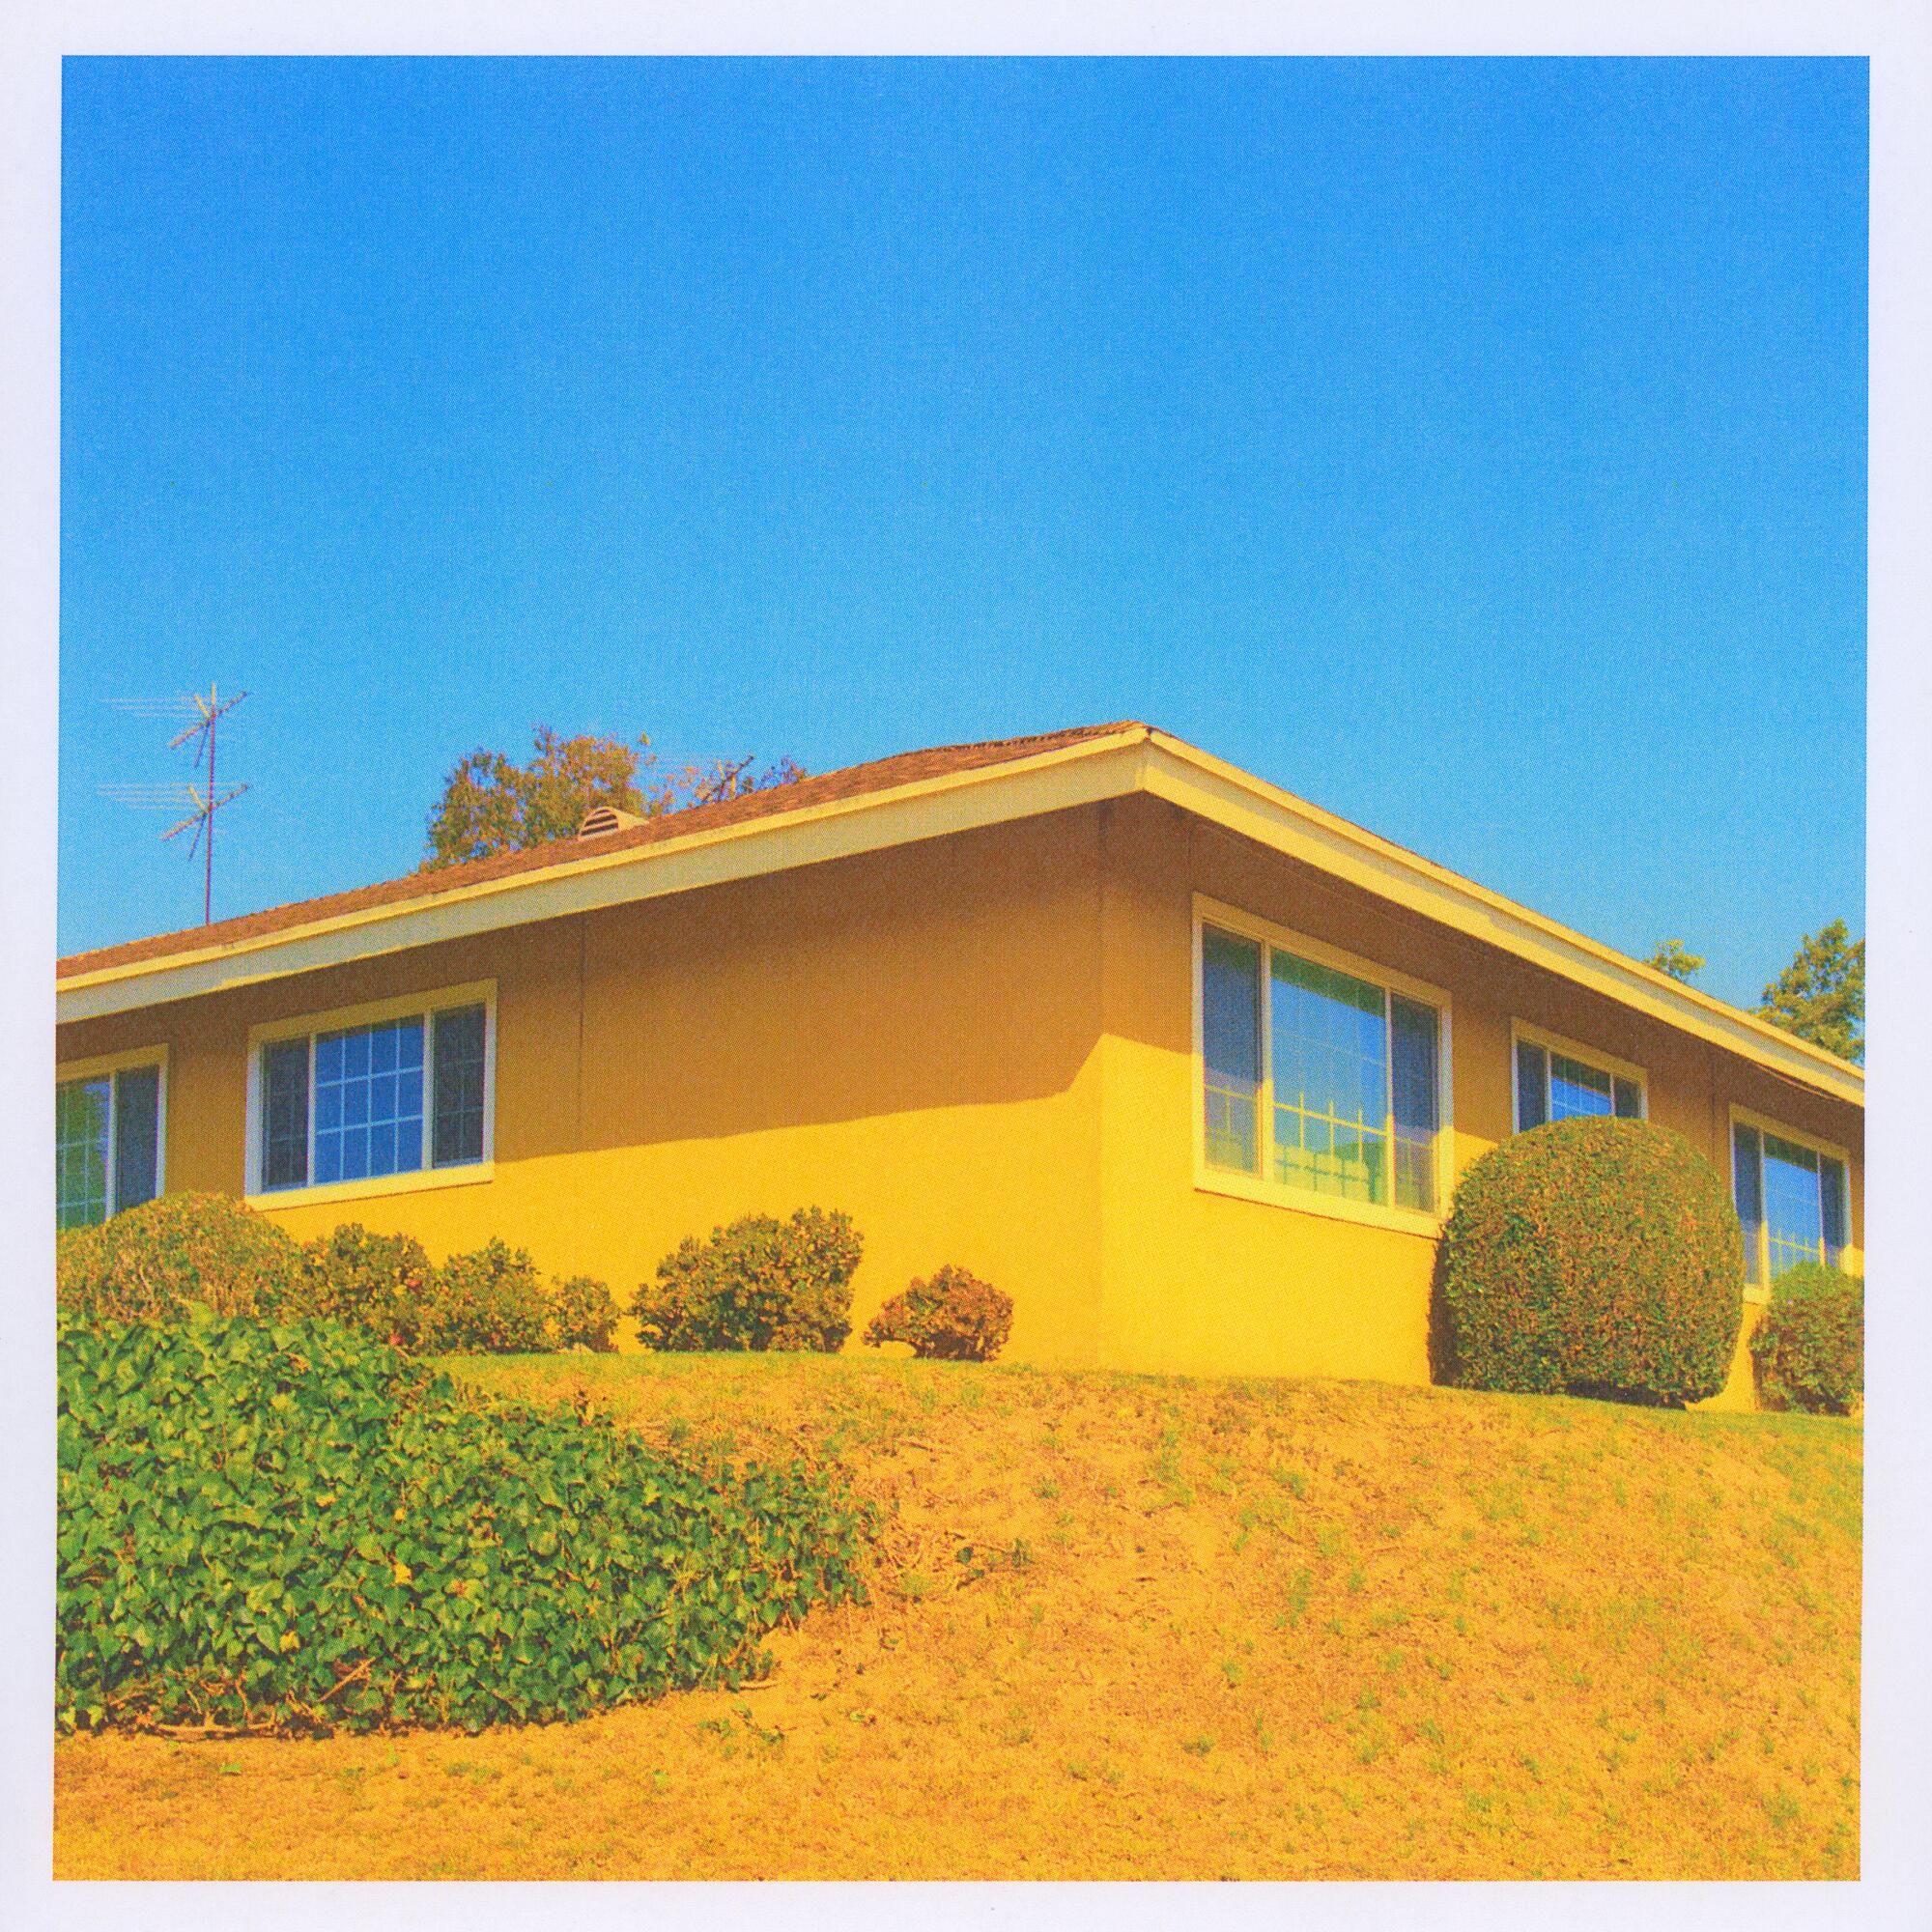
[{"xmin": 53, "ymin": 1353, "xmax": 1860, "ymax": 1881}]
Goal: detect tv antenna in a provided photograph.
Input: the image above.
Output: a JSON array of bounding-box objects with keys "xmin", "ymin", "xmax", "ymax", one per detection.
[{"xmin": 100, "ymin": 684, "xmax": 250, "ymax": 925}]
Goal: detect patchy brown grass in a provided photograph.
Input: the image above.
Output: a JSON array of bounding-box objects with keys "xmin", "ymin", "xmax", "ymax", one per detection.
[{"xmin": 54, "ymin": 1352, "xmax": 1860, "ymax": 1881}]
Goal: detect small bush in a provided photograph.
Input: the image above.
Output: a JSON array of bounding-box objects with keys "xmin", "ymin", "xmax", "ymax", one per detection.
[
  {"xmin": 57, "ymin": 1310, "xmax": 871, "ymax": 1735},
  {"xmin": 1750, "ymin": 1263, "xmax": 1863, "ymax": 1415},
  {"xmin": 428, "ymin": 1238, "xmax": 551, "ymax": 1354},
  {"xmin": 864, "ymin": 1265, "xmax": 1013, "ymax": 1362},
  {"xmin": 301, "ymin": 1224, "xmax": 437, "ymax": 1350},
  {"xmin": 634, "ymin": 1208, "xmax": 862, "ymax": 1353},
  {"xmin": 548, "ymin": 1274, "xmax": 620, "ymax": 1353},
  {"xmin": 55, "ymin": 1191, "xmax": 307, "ymax": 1325},
  {"xmin": 1434, "ymin": 1117, "xmax": 1743, "ymax": 1407}
]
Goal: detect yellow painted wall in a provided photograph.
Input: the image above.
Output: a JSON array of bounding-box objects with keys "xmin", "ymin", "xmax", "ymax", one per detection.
[{"xmin": 58, "ymin": 796, "xmax": 1862, "ymax": 1406}]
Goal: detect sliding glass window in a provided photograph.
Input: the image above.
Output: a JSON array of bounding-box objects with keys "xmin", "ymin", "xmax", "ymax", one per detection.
[
  {"xmin": 1200, "ymin": 915, "xmax": 1445, "ymax": 1218},
  {"xmin": 1731, "ymin": 1118, "xmax": 1850, "ymax": 1289}
]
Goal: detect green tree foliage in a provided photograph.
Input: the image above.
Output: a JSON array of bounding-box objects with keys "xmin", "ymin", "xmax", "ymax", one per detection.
[
  {"xmin": 421, "ymin": 725, "xmax": 806, "ymax": 870},
  {"xmin": 634, "ymin": 1208, "xmax": 862, "ymax": 1353},
  {"xmin": 1756, "ymin": 921, "xmax": 1864, "ymax": 1065},
  {"xmin": 1434, "ymin": 1117, "xmax": 1743, "ymax": 1406},
  {"xmin": 864, "ymin": 1265, "xmax": 1014, "ymax": 1362},
  {"xmin": 1749, "ymin": 1262, "xmax": 1863, "ymax": 1415},
  {"xmin": 1647, "ymin": 940, "xmax": 1705, "ymax": 982},
  {"xmin": 57, "ymin": 1311, "xmax": 870, "ymax": 1735}
]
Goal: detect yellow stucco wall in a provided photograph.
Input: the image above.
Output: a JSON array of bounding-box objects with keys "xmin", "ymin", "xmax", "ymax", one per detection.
[{"xmin": 58, "ymin": 796, "xmax": 1862, "ymax": 1405}]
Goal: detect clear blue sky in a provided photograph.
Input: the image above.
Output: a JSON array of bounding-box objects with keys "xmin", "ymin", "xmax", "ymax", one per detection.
[{"xmin": 60, "ymin": 56, "xmax": 1866, "ymax": 1009}]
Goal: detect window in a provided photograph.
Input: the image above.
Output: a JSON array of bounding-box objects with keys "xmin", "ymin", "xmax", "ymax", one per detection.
[
  {"xmin": 1513, "ymin": 1028, "xmax": 1644, "ymax": 1133},
  {"xmin": 1198, "ymin": 905, "xmax": 1448, "ymax": 1223},
  {"xmin": 55, "ymin": 1054, "xmax": 164, "ymax": 1230},
  {"xmin": 249, "ymin": 987, "xmax": 493, "ymax": 1198},
  {"xmin": 1730, "ymin": 1112, "xmax": 1851, "ymax": 1292}
]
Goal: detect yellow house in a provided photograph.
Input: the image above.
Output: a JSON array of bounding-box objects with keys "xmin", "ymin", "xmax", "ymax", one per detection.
[{"xmin": 55, "ymin": 722, "xmax": 1863, "ymax": 1406}]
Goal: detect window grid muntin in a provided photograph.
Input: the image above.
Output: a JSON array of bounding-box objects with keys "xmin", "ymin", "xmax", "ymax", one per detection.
[
  {"xmin": 56, "ymin": 1076, "xmax": 112, "ymax": 1231},
  {"xmin": 256, "ymin": 995, "xmax": 490, "ymax": 1195},
  {"xmin": 431, "ymin": 1005, "xmax": 487, "ymax": 1167},
  {"xmin": 313, "ymin": 1016, "xmax": 426, "ymax": 1186},
  {"xmin": 1201, "ymin": 917, "xmax": 1444, "ymax": 1218}
]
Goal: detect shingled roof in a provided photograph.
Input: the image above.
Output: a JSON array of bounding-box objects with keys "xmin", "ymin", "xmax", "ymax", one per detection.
[{"xmin": 57, "ymin": 722, "xmax": 1144, "ymax": 981}]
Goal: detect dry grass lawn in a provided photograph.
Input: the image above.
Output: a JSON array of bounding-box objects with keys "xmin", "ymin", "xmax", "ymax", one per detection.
[{"xmin": 54, "ymin": 1351, "xmax": 1861, "ymax": 1881}]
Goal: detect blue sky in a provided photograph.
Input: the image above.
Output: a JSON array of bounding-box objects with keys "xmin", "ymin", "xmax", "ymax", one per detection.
[{"xmin": 59, "ymin": 56, "xmax": 1865, "ymax": 1009}]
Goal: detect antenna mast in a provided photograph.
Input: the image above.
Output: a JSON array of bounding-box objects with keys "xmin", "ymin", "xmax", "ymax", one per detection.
[
  {"xmin": 166, "ymin": 684, "xmax": 250, "ymax": 924},
  {"xmin": 102, "ymin": 684, "xmax": 250, "ymax": 925}
]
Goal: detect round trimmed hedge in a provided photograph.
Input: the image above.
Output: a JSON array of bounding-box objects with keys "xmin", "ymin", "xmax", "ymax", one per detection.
[
  {"xmin": 1749, "ymin": 1262, "xmax": 1863, "ymax": 1415},
  {"xmin": 1434, "ymin": 1117, "xmax": 1744, "ymax": 1406},
  {"xmin": 56, "ymin": 1190, "xmax": 307, "ymax": 1325}
]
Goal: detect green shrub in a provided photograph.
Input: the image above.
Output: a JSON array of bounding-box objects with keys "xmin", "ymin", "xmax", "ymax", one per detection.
[
  {"xmin": 56, "ymin": 1310, "xmax": 871, "ymax": 1736},
  {"xmin": 427, "ymin": 1238, "xmax": 551, "ymax": 1354},
  {"xmin": 1434, "ymin": 1117, "xmax": 1743, "ymax": 1406},
  {"xmin": 547, "ymin": 1274, "xmax": 621, "ymax": 1353},
  {"xmin": 864, "ymin": 1265, "xmax": 1013, "ymax": 1362},
  {"xmin": 634, "ymin": 1208, "xmax": 862, "ymax": 1353},
  {"xmin": 301, "ymin": 1224, "xmax": 438, "ymax": 1349},
  {"xmin": 55, "ymin": 1191, "xmax": 307, "ymax": 1325},
  {"xmin": 1749, "ymin": 1263, "xmax": 1863, "ymax": 1415}
]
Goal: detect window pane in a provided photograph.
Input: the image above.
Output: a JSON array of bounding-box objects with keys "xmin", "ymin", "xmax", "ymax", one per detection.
[
  {"xmin": 56, "ymin": 1077, "xmax": 111, "ymax": 1230},
  {"xmin": 1389, "ymin": 995, "xmax": 1439, "ymax": 1212},
  {"xmin": 1762, "ymin": 1134, "xmax": 1825, "ymax": 1279},
  {"xmin": 1202, "ymin": 928, "xmax": 1262, "ymax": 1174},
  {"xmin": 1548, "ymin": 1053, "xmax": 1615, "ymax": 1122},
  {"xmin": 1516, "ymin": 1041, "xmax": 1548, "ymax": 1132},
  {"xmin": 315, "ymin": 1018, "xmax": 425, "ymax": 1185},
  {"xmin": 1820, "ymin": 1158, "xmax": 1849, "ymax": 1268},
  {"xmin": 262, "ymin": 1039, "xmax": 310, "ymax": 1190},
  {"xmin": 1612, "ymin": 1078, "xmax": 1642, "ymax": 1121},
  {"xmin": 1271, "ymin": 951, "xmax": 1388, "ymax": 1206},
  {"xmin": 1732, "ymin": 1123, "xmax": 1763, "ymax": 1285},
  {"xmin": 112, "ymin": 1065, "xmax": 161, "ymax": 1213},
  {"xmin": 432, "ymin": 1004, "xmax": 488, "ymax": 1168}
]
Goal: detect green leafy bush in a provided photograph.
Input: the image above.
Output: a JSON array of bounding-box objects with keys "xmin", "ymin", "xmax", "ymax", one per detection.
[
  {"xmin": 55, "ymin": 1191, "xmax": 307, "ymax": 1325},
  {"xmin": 301, "ymin": 1224, "xmax": 438, "ymax": 1349},
  {"xmin": 1434, "ymin": 1117, "xmax": 1743, "ymax": 1406},
  {"xmin": 547, "ymin": 1274, "xmax": 620, "ymax": 1353},
  {"xmin": 864, "ymin": 1265, "xmax": 1013, "ymax": 1362},
  {"xmin": 1749, "ymin": 1263, "xmax": 1863, "ymax": 1415},
  {"xmin": 426, "ymin": 1238, "xmax": 552, "ymax": 1354},
  {"xmin": 634, "ymin": 1208, "xmax": 862, "ymax": 1353},
  {"xmin": 57, "ymin": 1311, "xmax": 871, "ymax": 1736}
]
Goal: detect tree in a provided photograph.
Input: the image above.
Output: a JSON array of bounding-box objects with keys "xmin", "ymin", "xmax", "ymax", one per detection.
[
  {"xmin": 1647, "ymin": 940, "xmax": 1705, "ymax": 983},
  {"xmin": 1756, "ymin": 920, "xmax": 1863, "ymax": 1065},
  {"xmin": 422, "ymin": 727, "xmax": 805, "ymax": 870}
]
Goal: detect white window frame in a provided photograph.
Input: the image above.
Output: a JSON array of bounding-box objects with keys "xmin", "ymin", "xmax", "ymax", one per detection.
[
  {"xmin": 1727, "ymin": 1103, "xmax": 1859, "ymax": 1306},
  {"xmin": 1192, "ymin": 895, "xmax": 1455, "ymax": 1238},
  {"xmin": 243, "ymin": 981, "xmax": 497, "ymax": 1210},
  {"xmin": 1508, "ymin": 1020, "xmax": 1648, "ymax": 1132},
  {"xmin": 55, "ymin": 1045, "xmax": 169, "ymax": 1227}
]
